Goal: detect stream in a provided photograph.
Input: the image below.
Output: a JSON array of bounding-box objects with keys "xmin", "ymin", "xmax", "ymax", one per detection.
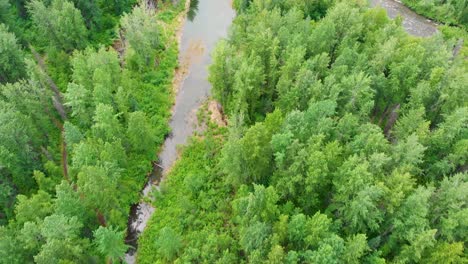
[
  {"xmin": 124, "ymin": 0, "xmax": 235, "ymax": 263},
  {"xmin": 124, "ymin": 0, "xmax": 437, "ymax": 263},
  {"xmin": 370, "ymin": 0, "xmax": 438, "ymax": 37}
]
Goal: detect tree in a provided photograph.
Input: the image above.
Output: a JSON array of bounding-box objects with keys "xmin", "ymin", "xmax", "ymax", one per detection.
[
  {"xmin": 238, "ymin": 122, "xmax": 273, "ymax": 184},
  {"xmin": 392, "ymin": 107, "xmax": 430, "ymax": 142},
  {"xmin": 0, "ymin": 0, "xmax": 12, "ymax": 24},
  {"xmin": 0, "ymin": 226, "xmax": 26, "ymax": 263},
  {"xmin": 28, "ymin": 0, "xmax": 88, "ymax": 52},
  {"xmin": 54, "ymin": 181, "xmax": 87, "ymax": 221},
  {"xmin": 424, "ymin": 242, "xmax": 465, "ymax": 264},
  {"xmin": 77, "ymin": 165, "xmax": 119, "ymax": 225},
  {"xmin": 0, "ymin": 104, "xmax": 40, "ymax": 192},
  {"xmin": 34, "ymin": 214, "xmax": 89, "ymax": 264},
  {"xmin": 18, "ymin": 221, "xmax": 42, "ymax": 259},
  {"xmin": 63, "ymin": 121, "xmax": 84, "ymax": 151},
  {"xmin": 210, "ymin": 40, "xmax": 235, "ymax": 108},
  {"xmin": 14, "ymin": 191, "xmax": 53, "ymax": 225},
  {"xmin": 127, "ymin": 111, "xmax": 157, "ymax": 155},
  {"xmin": 91, "ymin": 104, "xmax": 123, "ymax": 142},
  {"xmin": 0, "ymin": 24, "xmax": 25, "ymax": 83},
  {"xmin": 231, "ymin": 53, "xmax": 265, "ymax": 123},
  {"xmin": 70, "ymin": 47, "xmax": 121, "ymax": 94},
  {"xmin": 392, "ymin": 134, "xmax": 426, "ymax": 174},
  {"xmin": 155, "ymin": 227, "xmax": 182, "ymax": 262},
  {"xmin": 66, "ymin": 47, "xmax": 122, "ymax": 128},
  {"xmin": 239, "ymin": 221, "xmax": 271, "ymax": 259},
  {"xmin": 0, "ymin": 179, "xmax": 14, "ymax": 224},
  {"xmin": 276, "ymin": 45, "xmax": 306, "ymax": 101},
  {"xmin": 233, "ymin": 185, "xmax": 280, "ymax": 224},
  {"xmin": 333, "ymin": 156, "xmax": 384, "ymax": 234},
  {"xmin": 337, "ymin": 72, "xmax": 374, "ymax": 118},
  {"xmin": 287, "ymin": 213, "xmax": 331, "ymax": 250},
  {"xmin": 426, "ymin": 107, "xmax": 467, "ymax": 178},
  {"xmin": 69, "ymin": 0, "xmax": 102, "ymax": 30},
  {"xmin": 387, "ymin": 186, "xmax": 435, "ymax": 260},
  {"xmin": 93, "ymin": 226, "xmax": 128, "ymax": 263},
  {"xmin": 342, "ymin": 234, "xmax": 369, "ymax": 263},
  {"xmin": 307, "ymin": 234, "xmax": 345, "ymax": 263},
  {"xmin": 431, "ymin": 173, "xmax": 468, "ymax": 243},
  {"xmin": 0, "ymin": 80, "xmax": 54, "ymax": 142},
  {"xmin": 121, "ymin": 3, "xmax": 160, "ymax": 69}
]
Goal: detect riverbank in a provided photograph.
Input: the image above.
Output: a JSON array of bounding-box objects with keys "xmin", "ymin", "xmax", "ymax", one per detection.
[
  {"xmin": 124, "ymin": 1, "xmax": 191, "ymax": 262},
  {"xmin": 369, "ymin": 0, "xmax": 438, "ymax": 37},
  {"xmin": 399, "ymin": 0, "xmax": 467, "ymax": 29},
  {"xmin": 136, "ymin": 0, "xmax": 235, "ymax": 262}
]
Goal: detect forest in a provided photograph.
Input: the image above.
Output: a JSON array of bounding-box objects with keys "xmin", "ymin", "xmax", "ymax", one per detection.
[
  {"xmin": 138, "ymin": 0, "xmax": 467, "ymax": 263},
  {"xmin": 0, "ymin": 0, "xmax": 467, "ymax": 263},
  {"xmin": 0, "ymin": 0, "xmax": 186, "ymax": 262}
]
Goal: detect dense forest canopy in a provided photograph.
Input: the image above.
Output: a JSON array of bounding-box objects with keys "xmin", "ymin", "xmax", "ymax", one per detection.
[
  {"xmin": 0, "ymin": 0, "xmax": 467, "ymax": 263},
  {"xmin": 138, "ymin": 0, "xmax": 467, "ymax": 263},
  {"xmin": 0, "ymin": 0, "xmax": 184, "ymax": 262}
]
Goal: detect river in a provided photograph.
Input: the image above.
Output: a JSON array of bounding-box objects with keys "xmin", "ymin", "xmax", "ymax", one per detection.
[
  {"xmin": 370, "ymin": 0, "xmax": 438, "ymax": 37},
  {"xmin": 124, "ymin": 0, "xmax": 437, "ymax": 262},
  {"xmin": 124, "ymin": 0, "xmax": 235, "ymax": 263}
]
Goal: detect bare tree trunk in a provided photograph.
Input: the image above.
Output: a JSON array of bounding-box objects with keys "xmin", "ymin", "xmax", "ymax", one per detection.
[
  {"xmin": 96, "ymin": 209, "xmax": 107, "ymax": 227},
  {"xmin": 30, "ymin": 46, "xmax": 68, "ymax": 121}
]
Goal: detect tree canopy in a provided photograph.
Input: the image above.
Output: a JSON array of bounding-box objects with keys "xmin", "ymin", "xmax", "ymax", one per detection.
[{"xmin": 138, "ymin": 0, "xmax": 467, "ymax": 263}]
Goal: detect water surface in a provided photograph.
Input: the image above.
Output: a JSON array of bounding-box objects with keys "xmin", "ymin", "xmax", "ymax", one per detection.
[
  {"xmin": 125, "ymin": 0, "xmax": 235, "ymax": 262},
  {"xmin": 370, "ymin": 0, "xmax": 438, "ymax": 37}
]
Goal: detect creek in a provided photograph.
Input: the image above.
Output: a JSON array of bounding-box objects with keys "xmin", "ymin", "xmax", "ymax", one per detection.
[
  {"xmin": 370, "ymin": 0, "xmax": 438, "ymax": 37},
  {"xmin": 124, "ymin": 0, "xmax": 235, "ymax": 263}
]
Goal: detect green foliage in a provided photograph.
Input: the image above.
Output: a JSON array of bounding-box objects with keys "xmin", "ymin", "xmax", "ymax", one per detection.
[
  {"xmin": 139, "ymin": 0, "xmax": 467, "ymax": 263},
  {"xmin": 0, "ymin": 24, "xmax": 25, "ymax": 83},
  {"xmin": 27, "ymin": 0, "xmax": 88, "ymax": 52},
  {"xmin": 0, "ymin": 0, "xmax": 185, "ymax": 262},
  {"xmin": 155, "ymin": 227, "xmax": 183, "ymax": 262},
  {"xmin": 401, "ymin": 0, "xmax": 468, "ymax": 28},
  {"xmin": 93, "ymin": 226, "xmax": 128, "ymax": 262},
  {"xmin": 127, "ymin": 111, "xmax": 158, "ymax": 156},
  {"xmin": 14, "ymin": 190, "xmax": 53, "ymax": 225},
  {"xmin": 0, "ymin": 0, "xmax": 11, "ymax": 24},
  {"xmin": 121, "ymin": 2, "xmax": 161, "ymax": 70}
]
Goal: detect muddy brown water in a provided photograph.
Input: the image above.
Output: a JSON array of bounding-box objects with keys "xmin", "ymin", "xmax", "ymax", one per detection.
[
  {"xmin": 124, "ymin": 0, "xmax": 437, "ymax": 263},
  {"xmin": 124, "ymin": 0, "xmax": 235, "ymax": 263}
]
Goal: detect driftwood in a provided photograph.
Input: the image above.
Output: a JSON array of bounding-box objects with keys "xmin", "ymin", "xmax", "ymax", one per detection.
[{"xmin": 154, "ymin": 163, "xmax": 164, "ymax": 170}]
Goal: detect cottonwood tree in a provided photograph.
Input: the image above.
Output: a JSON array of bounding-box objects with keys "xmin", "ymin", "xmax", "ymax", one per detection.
[
  {"xmin": 127, "ymin": 111, "xmax": 157, "ymax": 155},
  {"xmin": 155, "ymin": 227, "xmax": 183, "ymax": 262},
  {"xmin": 0, "ymin": 103, "xmax": 41, "ymax": 192},
  {"xmin": 121, "ymin": 3, "xmax": 160, "ymax": 69},
  {"xmin": 93, "ymin": 226, "xmax": 128, "ymax": 263},
  {"xmin": 34, "ymin": 214, "xmax": 89, "ymax": 264},
  {"xmin": 0, "ymin": 25, "xmax": 25, "ymax": 83},
  {"xmin": 28, "ymin": 0, "xmax": 88, "ymax": 52}
]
